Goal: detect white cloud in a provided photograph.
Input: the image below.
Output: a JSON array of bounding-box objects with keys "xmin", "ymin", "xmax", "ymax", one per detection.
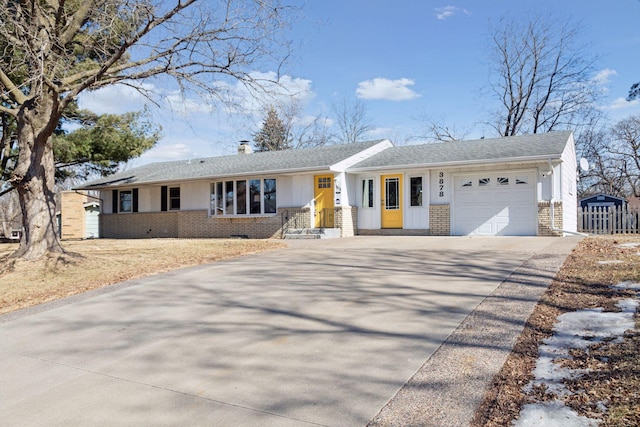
[
  {"xmin": 78, "ymin": 72, "xmax": 314, "ymax": 120},
  {"xmin": 356, "ymin": 78, "xmax": 421, "ymax": 101},
  {"xmin": 434, "ymin": 6, "xmax": 470, "ymax": 20},
  {"xmin": 593, "ymin": 68, "xmax": 617, "ymax": 85},
  {"xmin": 139, "ymin": 143, "xmax": 193, "ymax": 161},
  {"xmin": 214, "ymin": 71, "xmax": 315, "ymax": 116},
  {"xmin": 78, "ymin": 84, "xmax": 151, "ymax": 114},
  {"xmin": 163, "ymin": 92, "xmax": 215, "ymax": 116},
  {"xmin": 603, "ymin": 97, "xmax": 640, "ymax": 111},
  {"xmin": 364, "ymin": 127, "xmax": 393, "ymax": 139}
]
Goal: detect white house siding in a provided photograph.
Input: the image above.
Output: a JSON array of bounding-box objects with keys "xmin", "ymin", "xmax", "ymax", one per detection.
[
  {"xmin": 560, "ymin": 136, "xmax": 578, "ymax": 233},
  {"xmin": 335, "ymin": 172, "xmax": 346, "ymax": 206},
  {"xmin": 429, "ymin": 169, "xmax": 451, "ymax": 204},
  {"xmin": 355, "ymin": 173, "xmax": 381, "ymax": 230},
  {"xmin": 404, "ymin": 171, "xmax": 430, "ymax": 229},
  {"xmin": 288, "ymin": 174, "xmax": 314, "ymax": 208},
  {"xmin": 181, "ymin": 181, "xmax": 209, "ymax": 210},
  {"xmin": 138, "ymin": 187, "xmax": 153, "ymax": 212},
  {"xmin": 344, "ymin": 173, "xmax": 356, "ymax": 207},
  {"xmin": 101, "ymin": 190, "xmax": 112, "ymax": 213}
]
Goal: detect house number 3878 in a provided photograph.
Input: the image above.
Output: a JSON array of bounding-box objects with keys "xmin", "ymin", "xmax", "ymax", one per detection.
[{"xmin": 438, "ymin": 172, "xmax": 445, "ymax": 197}]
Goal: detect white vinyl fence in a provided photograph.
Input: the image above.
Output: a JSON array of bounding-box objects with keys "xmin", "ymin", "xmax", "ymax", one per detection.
[{"xmin": 578, "ymin": 206, "xmax": 640, "ymax": 234}]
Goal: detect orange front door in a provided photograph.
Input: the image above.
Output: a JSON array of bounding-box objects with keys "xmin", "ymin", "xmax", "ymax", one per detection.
[
  {"xmin": 381, "ymin": 174, "xmax": 403, "ymax": 228},
  {"xmin": 314, "ymin": 175, "xmax": 334, "ymax": 227}
]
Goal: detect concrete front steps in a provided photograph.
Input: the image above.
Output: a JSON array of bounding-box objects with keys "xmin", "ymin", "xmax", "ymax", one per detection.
[{"xmin": 284, "ymin": 228, "xmax": 341, "ymax": 239}]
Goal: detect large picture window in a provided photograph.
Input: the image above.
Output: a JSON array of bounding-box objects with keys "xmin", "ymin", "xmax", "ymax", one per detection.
[
  {"xmin": 263, "ymin": 179, "xmax": 276, "ymax": 214},
  {"xmin": 211, "ymin": 178, "xmax": 277, "ymax": 216},
  {"xmin": 225, "ymin": 180, "xmax": 234, "ymax": 214},
  {"xmin": 249, "ymin": 179, "xmax": 261, "ymax": 214},
  {"xmin": 236, "ymin": 180, "xmax": 247, "ymax": 214}
]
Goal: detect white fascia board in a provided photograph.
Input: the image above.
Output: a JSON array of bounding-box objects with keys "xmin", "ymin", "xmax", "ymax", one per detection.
[
  {"xmin": 77, "ymin": 166, "xmax": 334, "ymax": 190},
  {"xmin": 330, "ymin": 139, "xmax": 394, "ymax": 172},
  {"xmin": 346, "ymin": 155, "xmax": 563, "ymax": 173}
]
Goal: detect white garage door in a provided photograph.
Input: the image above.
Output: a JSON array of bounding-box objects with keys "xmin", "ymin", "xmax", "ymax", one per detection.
[{"xmin": 453, "ymin": 171, "xmax": 536, "ymax": 236}]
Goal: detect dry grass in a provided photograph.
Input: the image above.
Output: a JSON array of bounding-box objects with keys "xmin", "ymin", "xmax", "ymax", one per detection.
[
  {"xmin": 472, "ymin": 235, "xmax": 640, "ymax": 426},
  {"xmin": 0, "ymin": 238, "xmax": 285, "ymax": 315}
]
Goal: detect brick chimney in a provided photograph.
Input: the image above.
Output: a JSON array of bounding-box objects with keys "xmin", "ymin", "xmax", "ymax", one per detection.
[{"xmin": 238, "ymin": 142, "xmax": 253, "ymax": 154}]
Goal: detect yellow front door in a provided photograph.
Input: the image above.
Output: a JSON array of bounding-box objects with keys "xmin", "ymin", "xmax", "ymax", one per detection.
[
  {"xmin": 314, "ymin": 175, "xmax": 334, "ymax": 228},
  {"xmin": 381, "ymin": 174, "xmax": 403, "ymax": 228}
]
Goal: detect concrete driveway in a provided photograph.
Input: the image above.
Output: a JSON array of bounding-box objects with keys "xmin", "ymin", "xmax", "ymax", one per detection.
[{"xmin": 0, "ymin": 236, "xmax": 580, "ymax": 426}]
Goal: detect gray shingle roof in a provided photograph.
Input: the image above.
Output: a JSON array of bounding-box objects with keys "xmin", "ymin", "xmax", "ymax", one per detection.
[
  {"xmin": 79, "ymin": 140, "xmax": 386, "ymax": 189},
  {"xmin": 347, "ymin": 131, "xmax": 573, "ymax": 171}
]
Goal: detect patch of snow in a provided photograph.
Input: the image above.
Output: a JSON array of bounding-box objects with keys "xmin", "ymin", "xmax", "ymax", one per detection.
[
  {"xmin": 515, "ymin": 283, "xmax": 639, "ymax": 427},
  {"xmin": 613, "ymin": 281, "xmax": 640, "ymax": 291},
  {"xmin": 616, "ymin": 242, "xmax": 640, "ymax": 249},
  {"xmin": 515, "ymin": 401, "xmax": 599, "ymax": 427},
  {"xmin": 597, "ymin": 260, "xmax": 623, "ymax": 264},
  {"xmin": 617, "ymin": 298, "xmax": 639, "ymax": 313}
]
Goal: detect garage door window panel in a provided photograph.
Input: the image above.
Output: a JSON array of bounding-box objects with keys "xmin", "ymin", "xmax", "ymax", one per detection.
[{"xmin": 459, "ymin": 178, "xmax": 473, "ymax": 188}]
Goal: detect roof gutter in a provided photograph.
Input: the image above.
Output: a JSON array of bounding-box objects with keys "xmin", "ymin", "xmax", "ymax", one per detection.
[
  {"xmin": 75, "ymin": 165, "xmax": 335, "ymax": 191},
  {"xmin": 346, "ymin": 155, "xmax": 563, "ymax": 173}
]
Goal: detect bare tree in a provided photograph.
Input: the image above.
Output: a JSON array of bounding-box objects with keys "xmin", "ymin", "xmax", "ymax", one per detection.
[
  {"xmin": 290, "ymin": 114, "xmax": 335, "ymax": 148},
  {"xmin": 486, "ymin": 14, "xmax": 600, "ymax": 137},
  {"xmin": 579, "ymin": 115, "xmax": 640, "ymax": 198},
  {"xmin": 412, "ymin": 114, "xmax": 471, "ymax": 142},
  {"xmin": 276, "ymin": 99, "xmax": 335, "ymax": 148},
  {"xmin": 0, "ymin": 0, "xmax": 296, "ymax": 260},
  {"xmin": 331, "ymin": 96, "xmax": 372, "ymax": 144},
  {"xmin": 608, "ymin": 115, "xmax": 640, "ymax": 197}
]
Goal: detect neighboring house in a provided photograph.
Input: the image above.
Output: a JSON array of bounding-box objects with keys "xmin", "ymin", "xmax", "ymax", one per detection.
[
  {"xmin": 578, "ymin": 194, "xmax": 636, "ymax": 234},
  {"xmin": 579, "ymin": 194, "xmax": 627, "ymax": 210},
  {"xmin": 57, "ymin": 191, "xmax": 101, "ymax": 239},
  {"xmin": 78, "ymin": 131, "xmax": 578, "ymax": 238}
]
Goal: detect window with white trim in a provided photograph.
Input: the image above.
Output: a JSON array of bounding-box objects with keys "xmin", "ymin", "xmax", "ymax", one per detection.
[
  {"xmin": 362, "ymin": 179, "xmax": 374, "ymax": 208},
  {"xmin": 169, "ymin": 187, "xmax": 181, "ymax": 210},
  {"xmin": 410, "ymin": 177, "xmax": 423, "ymax": 206},
  {"xmin": 120, "ymin": 190, "xmax": 132, "ymax": 212},
  {"xmin": 211, "ymin": 178, "xmax": 277, "ymax": 215}
]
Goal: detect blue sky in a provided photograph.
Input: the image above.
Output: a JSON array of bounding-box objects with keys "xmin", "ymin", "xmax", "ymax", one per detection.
[{"xmin": 78, "ymin": 0, "xmax": 640, "ymax": 166}]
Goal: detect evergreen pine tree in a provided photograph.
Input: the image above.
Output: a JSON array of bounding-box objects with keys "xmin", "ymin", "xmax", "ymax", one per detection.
[{"xmin": 253, "ymin": 106, "xmax": 291, "ymax": 151}]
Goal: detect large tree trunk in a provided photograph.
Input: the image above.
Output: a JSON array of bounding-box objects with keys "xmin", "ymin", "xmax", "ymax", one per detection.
[{"xmin": 10, "ymin": 98, "xmax": 64, "ymax": 260}]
